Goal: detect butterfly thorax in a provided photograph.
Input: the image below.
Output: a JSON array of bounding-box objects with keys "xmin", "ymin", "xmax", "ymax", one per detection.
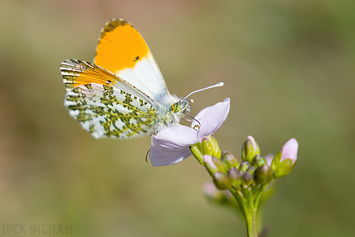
[{"xmin": 152, "ymin": 95, "xmax": 191, "ymax": 134}]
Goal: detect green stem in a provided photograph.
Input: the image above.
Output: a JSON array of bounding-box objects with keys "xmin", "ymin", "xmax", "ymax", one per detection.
[
  {"xmin": 230, "ymin": 189, "xmax": 259, "ymax": 237},
  {"xmin": 244, "ymin": 204, "xmax": 258, "ymax": 237}
]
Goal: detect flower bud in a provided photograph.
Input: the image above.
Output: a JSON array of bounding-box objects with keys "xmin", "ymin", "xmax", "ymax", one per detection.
[
  {"xmin": 201, "ymin": 135, "xmax": 221, "ymax": 158},
  {"xmin": 204, "ymin": 155, "xmax": 227, "ymax": 176},
  {"xmin": 221, "ymin": 151, "xmax": 239, "ymax": 169},
  {"xmin": 255, "ymin": 164, "xmax": 272, "ymax": 185},
  {"xmin": 228, "ymin": 167, "xmax": 242, "ymax": 187},
  {"xmin": 210, "ymin": 136, "xmax": 222, "ymax": 158},
  {"xmin": 204, "ymin": 155, "xmax": 219, "ymax": 175},
  {"xmin": 190, "ymin": 142, "xmax": 204, "ymax": 165},
  {"xmin": 273, "ymin": 159, "xmax": 294, "ymax": 179},
  {"xmin": 213, "ymin": 172, "xmax": 232, "ymax": 190},
  {"xmin": 201, "ymin": 136, "xmax": 213, "ymax": 155},
  {"xmin": 247, "ymin": 166, "xmax": 255, "ymax": 174},
  {"xmin": 241, "ymin": 135, "xmax": 261, "ymax": 163},
  {"xmin": 242, "ymin": 172, "xmax": 254, "ymax": 187},
  {"xmin": 239, "ymin": 161, "xmax": 250, "ymax": 172},
  {"xmin": 271, "ymin": 138, "xmax": 298, "ymax": 178},
  {"xmin": 254, "ymin": 155, "xmax": 267, "ymax": 168},
  {"xmin": 280, "ymin": 138, "xmax": 298, "ymax": 164}
]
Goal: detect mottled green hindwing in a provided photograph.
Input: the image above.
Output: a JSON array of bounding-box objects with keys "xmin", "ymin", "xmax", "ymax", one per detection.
[{"xmin": 61, "ymin": 59, "xmax": 158, "ymax": 139}]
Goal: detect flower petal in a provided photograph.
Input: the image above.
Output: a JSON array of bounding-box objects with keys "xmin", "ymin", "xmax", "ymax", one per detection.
[
  {"xmin": 191, "ymin": 98, "xmax": 230, "ymax": 139},
  {"xmin": 151, "ymin": 125, "xmax": 198, "ymax": 149},
  {"xmin": 264, "ymin": 154, "xmax": 274, "ymax": 167},
  {"xmin": 149, "ymin": 125, "xmax": 198, "ymax": 166},
  {"xmin": 149, "ymin": 144, "xmax": 192, "ymax": 166},
  {"xmin": 280, "ymin": 138, "xmax": 298, "ymax": 164}
]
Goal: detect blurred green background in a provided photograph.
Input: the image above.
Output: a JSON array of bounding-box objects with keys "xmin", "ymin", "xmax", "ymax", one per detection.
[{"xmin": 1, "ymin": 0, "xmax": 354, "ymax": 236}]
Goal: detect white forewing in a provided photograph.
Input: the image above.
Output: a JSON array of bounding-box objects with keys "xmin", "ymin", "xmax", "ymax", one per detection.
[{"xmin": 116, "ymin": 52, "xmax": 169, "ymax": 102}]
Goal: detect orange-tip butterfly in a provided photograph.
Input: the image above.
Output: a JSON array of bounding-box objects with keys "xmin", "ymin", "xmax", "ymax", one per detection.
[{"xmin": 60, "ymin": 19, "xmax": 223, "ymax": 139}]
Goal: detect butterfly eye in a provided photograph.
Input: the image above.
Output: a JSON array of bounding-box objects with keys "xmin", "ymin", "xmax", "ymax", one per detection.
[{"xmin": 171, "ymin": 103, "xmax": 181, "ymax": 112}]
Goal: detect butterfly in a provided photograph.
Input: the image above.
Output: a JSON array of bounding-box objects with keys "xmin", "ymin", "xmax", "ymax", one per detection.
[{"xmin": 60, "ymin": 19, "xmax": 223, "ymax": 139}]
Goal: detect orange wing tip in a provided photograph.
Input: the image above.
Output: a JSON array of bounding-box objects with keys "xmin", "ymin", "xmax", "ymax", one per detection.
[
  {"xmin": 60, "ymin": 59, "xmax": 117, "ymax": 88},
  {"xmin": 99, "ymin": 18, "xmax": 130, "ymax": 39},
  {"xmin": 94, "ymin": 19, "xmax": 150, "ymax": 72}
]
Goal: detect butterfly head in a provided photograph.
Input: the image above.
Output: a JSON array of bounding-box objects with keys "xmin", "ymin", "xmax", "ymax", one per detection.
[
  {"xmin": 159, "ymin": 95, "xmax": 191, "ymax": 119},
  {"xmin": 152, "ymin": 82, "xmax": 224, "ymax": 134},
  {"xmin": 171, "ymin": 98, "xmax": 192, "ymax": 114}
]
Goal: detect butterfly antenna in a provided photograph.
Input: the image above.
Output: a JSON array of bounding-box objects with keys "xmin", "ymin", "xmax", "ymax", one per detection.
[
  {"xmin": 145, "ymin": 148, "xmax": 150, "ymax": 163},
  {"xmin": 185, "ymin": 112, "xmax": 201, "ymax": 127},
  {"xmin": 184, "ymin": 82, "xmax": 224, "ymax": 99}
]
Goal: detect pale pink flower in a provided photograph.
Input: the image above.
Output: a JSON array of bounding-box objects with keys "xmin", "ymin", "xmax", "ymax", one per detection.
[{"xmin": 149, "ymin": 98, "xmax": 230, "ymax": 166}]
